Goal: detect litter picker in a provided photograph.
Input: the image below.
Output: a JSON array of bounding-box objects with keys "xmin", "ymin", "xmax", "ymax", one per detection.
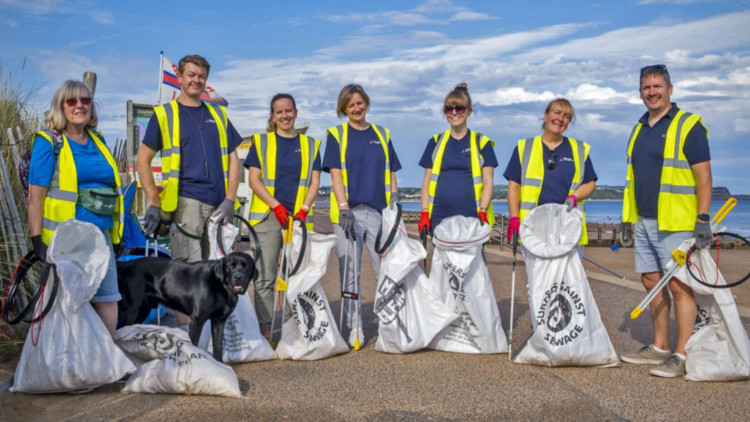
[
  {"xmin": 420, "ymin": 226, "xmax": 428, "ymax": 269},
  {"xmin": 630, "ymin": 197, "xmax": 737, "ymax": 319},
  {"xmin": 270, "ymin": 218, "xmax": 294, "ymax": 347},
  {"xmin": 338, "ymin": 228, "xmax": 361, "ymax": 351},
  {"xmin": 508, "ymin": 231, "xmax": 518, "ymax": 360}
]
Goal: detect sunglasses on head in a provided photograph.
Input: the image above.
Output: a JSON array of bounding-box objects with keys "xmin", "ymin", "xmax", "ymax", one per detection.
[
  {"xmin": 64, "ymin": 97, "xmax": 92, "ymax": 107},
  {"xmin": 640, "ymin": 64, "xmax": 669, "ymax": 78},
  {"xmin": 444, "ymin": 105, "xmax": 466, "ymax": 115},
  {"xmin": 547, "ymin": 151, "xmax": 558, "ymax": 170}
]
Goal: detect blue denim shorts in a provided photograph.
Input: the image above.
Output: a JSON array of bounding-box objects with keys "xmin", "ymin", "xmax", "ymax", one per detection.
[
  {"xmin": 633, "ymin": 217, "xmax": 692, "ymax": 274},
  {"xmin": 91, "ymin": 229, "xmax": 121, "ymax": 303}
]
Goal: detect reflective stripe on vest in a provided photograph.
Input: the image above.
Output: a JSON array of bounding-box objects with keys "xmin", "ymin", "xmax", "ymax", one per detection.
[
  {"xmin": 154, "ymin": 100, "xmax": 232, "ymax": 212},
  {"xmin": 327, "ymin": 123, "xmax": 391, "ymax": 224},
  {"xmin": 427, "ymin": 130, "xmax": 495, "ymax": 227},
  {"xmin": 37, "ymin": 130, "xmax": 124, "ymax": 245},
  {"xmin": 248, "ymin": 132, "xmax": 320, "ymax": 230},
  {"xmin": 518, "ymin": 136, "xmax": 590, "ymax": 245},
  {"xmin": 622, "ymin": 110, "xmax": 705, "ymax": 231}
]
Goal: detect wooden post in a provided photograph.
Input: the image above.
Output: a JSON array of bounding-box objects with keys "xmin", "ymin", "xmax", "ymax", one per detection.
[{"xmin": 83, "ymin": 72, "xmax": 97, "ymax": 96}]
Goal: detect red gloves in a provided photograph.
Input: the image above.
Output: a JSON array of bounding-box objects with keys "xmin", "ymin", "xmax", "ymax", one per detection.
[
  {"xmin": 295, "ymin": 208, "xmax": 308, "ymax": 222},
  {"xmin": 272, "ymin": 204, "xmax": 290, "ymax": 226},
  {"xmin": 478, "ymin": 210, "xmax": 488, "ymax": 225},
  {"xmin": 418, "ymin": 211, "xmax": 431, "ymax": 234},
  {"xmin": 507, "ymin": 216, "xmax": 520, "ymax": 243}
]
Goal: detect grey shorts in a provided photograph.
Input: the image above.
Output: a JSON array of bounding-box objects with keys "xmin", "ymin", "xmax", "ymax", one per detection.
[
  {"xmin": 634, "ymin": 217, "xmax": 692, "ymax": 274},
  {"xmin": 91, "ymin": 229, "xmax": 121, "ymax": 303}
]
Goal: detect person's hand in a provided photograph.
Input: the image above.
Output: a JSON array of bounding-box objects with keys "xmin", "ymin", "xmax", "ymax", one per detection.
[
  {"xmin": 339, "ymin": 208, "xmax": 355, "ymax": 237},
  {"xmin": 507, "ymin": 216, "xmax": 520, "ymax": 244},
  {"xmin": 478, "ymin": 210, "xmax": 488, "ymax": 225},
  {"xmin": 390, "ymin": 191, "xmax": 401, "ymax": 209},
  {"xmin": 295, "ymin": 208, "xmax": 308, "ymax": 222},
  {"xmin": 693, "ymin": 219, "xmax": 713, "ymax": 249},
  {"xmin": 31, "ymin": 235, "xmax": 47, "ymax": 263},
  {"xmin": 564, "ymin": 194, "xmax": 578, "ymax": 212},
  {"xmin": 212, "ymin": 198, "xmax": 235, "ymax": 224},
  {"xmin": 273, "ymin": 204, "xmax": 291, "ymax": 226},
  {"xmin": 418, "ymin": 211, "xmax": 430, "ymax": 234},
  {"xmin": 143, "ymin": 205, "xmax": 161, "ymax": 236}
]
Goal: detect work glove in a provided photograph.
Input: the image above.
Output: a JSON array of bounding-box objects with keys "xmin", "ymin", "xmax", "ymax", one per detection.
[
  {"xmin": 507, "ymin": 216, "xmax": 520, "ymax": 244},
  {"xmin": 564, "ymin": 194, "xmax": 578, "ymax": 212},
  {"xmin": 31, "ymin": 235, "xmax": 47, "ymax": 263},
  {"xmin": 143, "ymin": 205, "xmax": 161, "ymax": 237},
  {"xmin": 339, "ymin": 208, "xmax": 355, "ymax": 237},
  {"xmin": 212, "ymin": 198, "xmax": 235, "ymax": 225},
  {"xmin": 418, "ymin": 211, "xmax": 430, "ymax": 234},
  {"xmin": 390, "ymin": 191, "xmax": 401, "ymax": 209},
  {"xmin": 272, "ymin": 204, "xmax": 291, "ymax": 226},
  {"xmin": 478, "ymin": 210, "xmax": 488, "ymax": 225},
  {"xmin": 295, "ymin": 208, "xmax": 308, "ymax": 222},
  {"xmin": 693, "ymin": 219, "xmax": 713, "ymax": 250}
]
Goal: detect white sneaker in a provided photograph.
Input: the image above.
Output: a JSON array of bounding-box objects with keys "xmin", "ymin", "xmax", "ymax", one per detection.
[{"xmin": 348, "ymin": 328, "xmax": 364, "ymax": 348}]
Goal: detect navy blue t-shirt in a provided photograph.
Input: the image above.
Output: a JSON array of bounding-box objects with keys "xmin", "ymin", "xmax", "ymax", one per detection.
[
  {"xmin": 631, "ymin": 104, "xmax": 710, "ymax": 218},
  {"xmin": 142, "ymin": 102, "xmax": 243, "ymax": 207},
  {"xmin": 419, "ymin": 132, "xmax": 498, "ymax": 227},
  {"xmin": 322, "ymin": 125, "xmax": 402, "ymax": 212},
  {"xmin": 243, "ymin": 133, "xmax": 322, "ymax": 212},
  {"xmin": 503, "ymin": 137, "xmax": 597, "ymax": 206}
]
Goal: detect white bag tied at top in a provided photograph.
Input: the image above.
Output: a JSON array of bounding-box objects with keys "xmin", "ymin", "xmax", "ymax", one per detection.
[
  {"xmin": 514, "ymin": 204, "xmax": 618, "ymax": 367},
  {"xmin": 207, "ymin": 217, "xmax": 239, "ymax": 260},
  {"xmin": 115, "ymin": 325, "xmax": 241, "ymax": 397},
  {"xmin": 274, "ymin": 223, "xmax": 349, "ymax": 360},
  {"xmin": 374, "ymin": 205, "xmax": 457, "ymax": 353},
  {"xmin": 674, "ymin": 242, "xmax": 750, "ymax": 381},
  {"xmin": 427, "ymin": 216, "xmax": 508, "ymax": 354},
  {"xmin": 11, "ymin": 220, "xmax": 136, "ymax": 393}
]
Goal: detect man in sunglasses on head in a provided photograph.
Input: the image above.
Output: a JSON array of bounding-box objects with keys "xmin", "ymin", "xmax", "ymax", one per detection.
[
  {"xmin": 136, "ymin": 54, "xmax": 243, "ymax": 333},
  {"xmin": 619, "ymin": 64, "xmax": 712, "ymax": 378}
]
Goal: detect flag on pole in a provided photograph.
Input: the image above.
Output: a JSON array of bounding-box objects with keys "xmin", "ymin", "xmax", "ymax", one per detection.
[{"xmin": 158, "ymin": 53, "xmax": 229, "ymax": 107}]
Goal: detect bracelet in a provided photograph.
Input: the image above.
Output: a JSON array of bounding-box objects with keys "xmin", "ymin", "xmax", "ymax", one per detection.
[
  {"xmin": 421, "ymin": 208, "xmax": 428, "ymax": 212},
  {"xmin": 301, "ymin": 205, "xmax": 310, "ymax": 212},
  {"xmin": 480, "ymin": 207, "xmax": 488, "ymax": 211},
  {"xmin": 338, "ymin": 202, "xmax": 349, "ymax": 208}
]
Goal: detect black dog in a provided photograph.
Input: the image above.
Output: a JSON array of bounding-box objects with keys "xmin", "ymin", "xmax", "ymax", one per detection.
[{"xmin": 116, "ymin": 252, "xmax": 255, "ymax": 362}]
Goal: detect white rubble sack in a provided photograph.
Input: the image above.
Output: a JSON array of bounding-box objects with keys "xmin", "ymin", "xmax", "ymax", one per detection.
[
  {"xmin": 275, "ymin": 222, "xmax": 349, "ymax": 360},
  {"xmin": 427, "ymin": 216, "xmax": 508, "ymax": 354},
  {"xmin": 11, "ymin": 220, "xmax": 136, "ymax": 393},
  {"xmin": 199, "ymin": 294, "xmax": 276, "ymax": 362},
  {"xmin": 674, "ymin": 241, "xmax": 750, "ymax": 381},
  {"xmin": 514, "ymin": 204, "xmax": 618, "ymax": 367},
  {"xmin": 115, "ymin": 324, "xmax": 241, "ymax": 397},
  {"xmin": 207, "ymin": 217, "xmax": 239, "ymax": 260},
  {"xmin": 374, "ymin": 205, "xmax": 457, "ymax": 353}
]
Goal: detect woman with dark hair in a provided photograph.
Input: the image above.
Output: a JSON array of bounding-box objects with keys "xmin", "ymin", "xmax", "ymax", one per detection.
[
  {"xmin": 418, "ymin": 83, "xmax": 497, "ymax": 234},
  {"xmin": 28, "ymin": 79, "xmax": 124, "ymax": 337},
  {"xmin": 244, "ymin": 93, "xmax": 321, "ymax": 340},
  {"xmin": 322, "ymin": 83, "xmax": 402, "ymax": 347}
]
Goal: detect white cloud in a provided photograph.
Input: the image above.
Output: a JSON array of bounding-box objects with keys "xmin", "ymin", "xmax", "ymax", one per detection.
[{"xmin": 449, "ymin": 11, "xmax": 497, "ymax": 21}]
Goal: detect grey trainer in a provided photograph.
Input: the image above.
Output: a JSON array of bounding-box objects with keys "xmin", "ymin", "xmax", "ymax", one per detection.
[
  {"xmin": 649, "ymin": 354, "xmax": 686, "ymax": 378},
  {"xmin": 620, "ymin": 344, "xmax": 671, "ymax": 365}
]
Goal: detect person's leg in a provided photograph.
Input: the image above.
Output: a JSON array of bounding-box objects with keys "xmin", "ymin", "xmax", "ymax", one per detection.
[
  {"xmin": 252, "ymin": 215, "xmax": 283, "ymax": 339},
  {"xmin": 642, "ymin": 271, "xmax": 671, "ymax": 351},
  {"xmin": 92, "ymin": 302, "xmax": 118, "ymax": 338},
  {"xmin": 659, "ymin": 229, "xmax": 695, "ymax": 356},
  {"xmin": 91, "ymin": 232, "xmax": 120, "ymax": 337}
]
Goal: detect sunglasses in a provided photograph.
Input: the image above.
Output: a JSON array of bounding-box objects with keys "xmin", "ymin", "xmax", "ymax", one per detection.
[
  {"xmin": 547, "ymin": 151, "xmax": 558, "ymax": 170},
  {"xmin": 640, "ymin": 64, "xmax": 669, "ymax": 78},
  {"xmin": 444, "ymin": 105, "xmax": 466, "ymax": 115},
  {"xmin": 64, "ymin": 97, "xmax": 92, "ymax": 107}
]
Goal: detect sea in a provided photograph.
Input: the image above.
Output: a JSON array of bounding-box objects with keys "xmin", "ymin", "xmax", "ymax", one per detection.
[{"xmin": 400, "ymin": 200, "xmax": 750, "ymax": 237}]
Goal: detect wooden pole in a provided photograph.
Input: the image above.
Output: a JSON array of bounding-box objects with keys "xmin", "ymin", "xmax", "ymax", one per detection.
[{"xmin": 83, "ymin": 72, "xmax": 97, "ymax": 96}]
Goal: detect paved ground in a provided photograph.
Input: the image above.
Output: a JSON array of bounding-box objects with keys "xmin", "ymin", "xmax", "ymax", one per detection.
[{"xmin": 2, "ymin": 214, "xmax": 749, "ymax": 421}]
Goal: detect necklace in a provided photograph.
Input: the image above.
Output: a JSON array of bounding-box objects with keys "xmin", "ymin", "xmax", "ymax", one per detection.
[{"xmin": 181, "ymin": 103, "xmax": 209, "ymax": 178}]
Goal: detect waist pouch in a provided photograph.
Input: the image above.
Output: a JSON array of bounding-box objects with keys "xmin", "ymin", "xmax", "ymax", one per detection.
[{"xmin": 78, "ymin": 187, "xmax": 118, "ymax": 216}]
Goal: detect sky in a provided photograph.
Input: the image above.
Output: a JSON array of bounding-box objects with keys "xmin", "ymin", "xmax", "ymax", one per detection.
[{"xmin": 2, "ymin": 0, "xmax": 749, "ymax": 193}]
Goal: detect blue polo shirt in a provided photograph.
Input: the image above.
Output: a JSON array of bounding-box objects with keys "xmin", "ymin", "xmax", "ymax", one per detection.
[
  {"xmin": 631, "ymin": 103, "xmax": 710, "ymax": 218},
  {"xmin": 419, "ymin": 131, "xmax": 498, "ymax": 227},
  {"xmin": 29, "ymin": 133, "xmax": 116, "ymax": 230},
  {"xmin": 503, "ymin": 137, "xmax": 597, "ymax": 206},
  {"xmin": 322, "ymin": 125, "xmax": 402, "ymax": 212},
  {"xmin": 243, "ymin": 133, "xmax": 322, "ymax": 212},
  {"xmin": 142, "ymin": 102, "xmax": 243, "ymax": 207}
]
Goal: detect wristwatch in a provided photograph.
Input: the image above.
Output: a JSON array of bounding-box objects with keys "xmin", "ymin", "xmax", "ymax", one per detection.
[{"xmin": 697, "ymin": 213, "xmax": 710, "ymax": 222}]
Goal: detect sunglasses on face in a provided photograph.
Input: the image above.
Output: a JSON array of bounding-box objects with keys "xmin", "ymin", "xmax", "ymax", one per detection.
[
  {"xmin": 444, "ymin": 105, "xmax": 466, "ymax": 115},
  {"xmin": 64, "ymin": 97, "xmax": 92, "ymax": 107},
  {"xmin": 640, "ymin": 64, "xmax": 669, "ymax": 78},
  {"xmin": 547, "ymin": 151, "xmax": 558, "ymax": 170}
]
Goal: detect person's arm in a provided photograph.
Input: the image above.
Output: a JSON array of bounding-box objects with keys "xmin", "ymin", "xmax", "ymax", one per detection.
[
  {"xmin": 136, "ymin": 143, "xmax": 160, "ymax": 207},
  {"xmin": 226, "ymin": 150, "xmax": 240, "ymax": 201},
  {"xmin": 330, "ymin": 168, "xmax": 349, "ymax": 210},
  {"xmin": 390, "ymin": 171, "xmax": 398, "ymax": 194},
  {"xmin": 247, "ymin": 167, "xmax": 280, "ymax": 208},
  {"xmin": 420, "ymin": 168, "xmax": 431, "ymax": 211},
  {"xmin": 28, "ymin": 185, "xmax": 47, "ymax": 237},
  {"xmin": 691, "ymin": 161, "xmax": 712, "ymax": 216},
  {"xmin": 302, "ymin": 170, "xmax": 321, "ymax": 209},
  {"xmin": 480, "ymin": 167, "xmax": 494, "ymax": 210},
  {"xmin": 507, "ymin": 180, "xmax": 521, "ymax": 218},
  {"xmin": 573, "ymin": 180, "xmax": 596, "ymax": 201}
]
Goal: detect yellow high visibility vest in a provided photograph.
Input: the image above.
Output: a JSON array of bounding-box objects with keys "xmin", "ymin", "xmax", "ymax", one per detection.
[
  {"xmin": 327, "ymin": 123, "xmax": 392, "ymax": 224},
  {"xmin": 153, "ymin": 100, "xmax": 238, "ymax": 212},
  {"xmin": 33, "ymin": 129, "xmax": 124, "ymax": 245},
  {"xmin": 247, "ymin": 132, "xmax": 320, "ymax": 230},
  {"xmin": 518, "ymin": 136, "xmax": 590, "ymax": 245},
  {"xmin": 622, "ymin": 110, "xmax": 706, "ymax": 231},
  {"xmin": 427, "ymin": 129, "xmax": 495, "ymax": 227}
]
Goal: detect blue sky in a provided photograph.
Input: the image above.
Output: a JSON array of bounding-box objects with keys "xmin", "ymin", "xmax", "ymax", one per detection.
[{"xmin": 2, "ymin": 0, "xmax": 749, "ymax": 193}]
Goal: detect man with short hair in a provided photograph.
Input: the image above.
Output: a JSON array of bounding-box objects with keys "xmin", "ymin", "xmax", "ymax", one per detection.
[
  {"xmin": 619, "ymin": 64, "xmax": 713, "ymax": 377},
  {"xmin": 136, "ymin": 54, "xmax": 242, "ymax": 331}
]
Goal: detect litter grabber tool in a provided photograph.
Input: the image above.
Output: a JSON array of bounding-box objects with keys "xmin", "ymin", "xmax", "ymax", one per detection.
[
  {"xmin": 631, "ymin": 197, "xmax": 737, "ymax": 319},
  {"xmin": 583, "ymin": 255, "xmax": 627, "ymax": 280},
  {"xmin": 270, "ymin": 218, "xmax": 294, "ymax": 347},
  {"xmin": 508, "ymin": 231, "xmax": 518, "ymax": 361},
  {"xmin": 420, "ymin": 226, "xmax": 428, "ymax": 269},
  {"xmin": 338, "ymin": 228, "xmax": 362, "ymax": 351}
]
